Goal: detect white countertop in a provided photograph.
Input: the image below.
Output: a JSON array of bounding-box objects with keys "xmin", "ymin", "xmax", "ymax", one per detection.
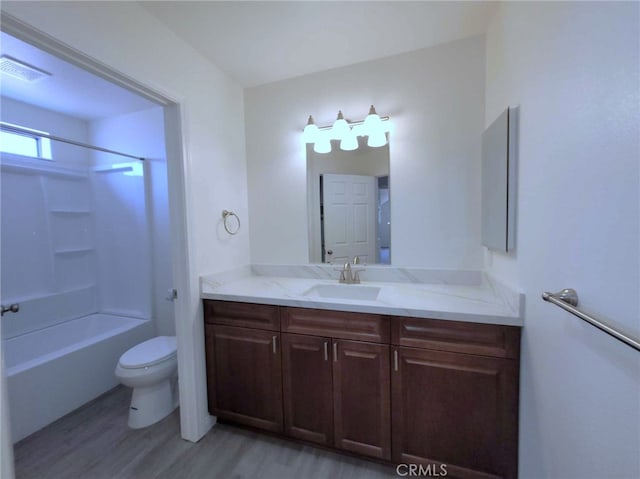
[{"xmin": 200, "ymin": 265, "xmax": 523, "ymax": 327}]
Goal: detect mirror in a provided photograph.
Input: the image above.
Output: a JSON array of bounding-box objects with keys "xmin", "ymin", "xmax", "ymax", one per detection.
[
  {"xmin": 481, "ymin": 107, "xmax": 518, "ymax": 252},
  {"xmin": 307, "ymin": 140, "xmax": 390, "ymax": 264}
]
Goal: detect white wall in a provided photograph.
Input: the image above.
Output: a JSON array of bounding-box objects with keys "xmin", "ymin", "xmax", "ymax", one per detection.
[
  {"xmin": 0, "ymin": 97, "xmax": 90, "ymax": 165},
  {"xmin": 485, "ymin": 2, "xmax": 640, "ymax": 477},
  {"xmin": 1, "ymin": 1, "xmax": 249, "ymax": 443},
  {"xmin": 89, "ymin": 107, "xmax": 175, "ymax": 336},
  {"xmin": 245, "ymin": 35, "xmax": 485, "ymax": 269}
]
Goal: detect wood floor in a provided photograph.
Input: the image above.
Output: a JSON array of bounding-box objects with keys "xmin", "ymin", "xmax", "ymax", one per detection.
[{"xmin": 13, "ymin": 386, "xmax": 398, "ymax": 479}]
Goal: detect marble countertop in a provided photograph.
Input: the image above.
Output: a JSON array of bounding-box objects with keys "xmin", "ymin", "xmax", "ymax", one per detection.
[{"xmin": 200, "ymin": 265, "xmax": 523, "ymax": 327}]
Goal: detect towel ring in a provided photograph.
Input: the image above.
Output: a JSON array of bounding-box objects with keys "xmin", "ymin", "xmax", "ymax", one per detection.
[{"xmin": 222, "ymin": 210, "xmax": 240, "ymax": 235}]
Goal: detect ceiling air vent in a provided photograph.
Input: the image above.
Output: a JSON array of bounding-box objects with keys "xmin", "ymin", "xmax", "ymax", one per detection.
[{"xmin": 0, "ymin": 55, "xmax": 51, "ymax": 83}]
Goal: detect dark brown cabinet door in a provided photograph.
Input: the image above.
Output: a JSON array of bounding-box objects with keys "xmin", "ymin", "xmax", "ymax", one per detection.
[
  {"xmin": 392, "ymin": 347, "xmax": 519, "ymax": 479},
  {"xmin": 207, "ymin": 324, "xmax": 283, "ymax": 432},
  {"xmin": 332, "ymin": 339, "xmax": 391, "ymax": 460},
  {"xmin": 281, "ymin": 333, "xmax": 333, "ymax": 445}
]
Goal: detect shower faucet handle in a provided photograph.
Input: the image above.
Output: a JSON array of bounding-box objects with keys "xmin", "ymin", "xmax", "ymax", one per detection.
[{"xmin": 1, "ymin": 303, "xmax": 20, "ymax": 317}]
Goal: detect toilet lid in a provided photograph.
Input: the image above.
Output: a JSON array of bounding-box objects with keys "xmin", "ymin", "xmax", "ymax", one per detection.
[{"xmin": 119, "ymin": 336, "xmax": 177, "ymax": 369}]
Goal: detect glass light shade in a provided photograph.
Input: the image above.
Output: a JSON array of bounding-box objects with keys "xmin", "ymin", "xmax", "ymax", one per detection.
[
  {"xmin": 313, "ymin": 130, "xmax": 332, "ymax": 154},
  {"xmin": 331, "ymin": 111, "xmax": 351, "ymax": 141},
  {"xmin": 367, "ymin": 130, "xmax": 387, "ymax": 148},
  {"xmin": 340, "ymin": 131, "xmax": 358, "ymax": 151},
  {"xmin": 363, "ymin": 105, "xmax": 383, "ymax": 137},
  {"xmin": 303, "ymin": 115, "xmax": 319, "ymax": 143},
  {"xmin": 351, "ymin": 123, "xmax": 366, "ymax": 137}
]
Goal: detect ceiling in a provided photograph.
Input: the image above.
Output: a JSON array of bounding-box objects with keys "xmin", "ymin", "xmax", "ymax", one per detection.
[
  {"xmin": 0, "ymin": 2, "xmax": 497, "ymax": 119},
  {"xmin": 140, "ymin": 1, "xmax": 498, "ymax": 88},
  {"xmin": 0, "ymin": 32, "xmax": 158, "ymax": 121}
]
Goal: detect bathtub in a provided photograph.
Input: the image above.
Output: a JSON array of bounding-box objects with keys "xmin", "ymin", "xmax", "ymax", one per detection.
[{"xmin": 4, "ymin": 313, "xmax": 155, "ymax": 443}]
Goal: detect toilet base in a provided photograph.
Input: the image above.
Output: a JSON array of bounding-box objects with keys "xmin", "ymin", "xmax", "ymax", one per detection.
[{"xmin": 127, "ymin": 376, "xmax": 178, "ymax": 429}]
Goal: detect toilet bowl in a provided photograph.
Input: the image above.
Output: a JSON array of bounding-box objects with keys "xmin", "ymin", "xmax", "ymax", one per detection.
[{"xmin": 115, "ymin": 336, "xmax": 178, "ymax": 429}]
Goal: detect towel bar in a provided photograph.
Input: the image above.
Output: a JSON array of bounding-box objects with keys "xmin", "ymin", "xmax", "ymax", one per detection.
[{"xmin": 542, "ymin": 289, "xmax": 640, "ymax": 352}]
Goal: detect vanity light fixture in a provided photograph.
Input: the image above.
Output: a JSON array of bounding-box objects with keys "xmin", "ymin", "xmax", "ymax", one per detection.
[
  {"xmin": 367, "ymin": 130, "xmax": 387, "ymax": 148},
  {"xmin": 363, "ymin": 105, "xmax": 383, "ymax": 135},
  {"xmin": 331, "ymin": 110, "xmax": 350, "ymax": 141},
  {"xmin": 340, "ymin": 130, "xmax": 359, "ymax": 151},
  {"xmin": 313, "ymin": 129, "xmax": 332, "ymax": 154},
  {"xmin": 363, "ymin": 105, "xmax": 386, "ymax": 147},
  {"xmin": 303, "ymin": 115, "xmax": 319, "ymax": 143},
  {"xmin": 302, "ymin": 105, "xmax": 390, "ymax": 153}
]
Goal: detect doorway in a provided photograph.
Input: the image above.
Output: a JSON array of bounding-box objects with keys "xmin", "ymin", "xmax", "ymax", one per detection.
[{"xmin": 0, "ymin": 12, "xmax": 196, "ymax": 465}]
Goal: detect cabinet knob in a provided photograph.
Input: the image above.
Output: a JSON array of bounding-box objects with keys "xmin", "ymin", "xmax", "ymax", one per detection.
[
  {"xmin": 272, "ymin": 336, "xmax": 277, "ymax": 354},
  {"xmin": 324, "ymin": 341, "xmax": 329, "ymax": 361}
]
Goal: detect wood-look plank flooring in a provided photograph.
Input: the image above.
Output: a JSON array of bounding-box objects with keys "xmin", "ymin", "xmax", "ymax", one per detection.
[{"xmin": 14, "ymin": 386, "xmax": 398, "ymax": 479}]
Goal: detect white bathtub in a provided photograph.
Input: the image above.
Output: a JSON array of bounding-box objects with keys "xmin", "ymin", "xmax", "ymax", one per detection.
[{"xmin": 4, "ymin": 313, "xmax": 155, "ymax": 442}]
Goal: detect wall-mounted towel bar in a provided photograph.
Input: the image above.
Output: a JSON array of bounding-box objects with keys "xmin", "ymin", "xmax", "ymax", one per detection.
[{"xmin": 542, "ymin": 288, "xmax": 640, "ymax": 352}]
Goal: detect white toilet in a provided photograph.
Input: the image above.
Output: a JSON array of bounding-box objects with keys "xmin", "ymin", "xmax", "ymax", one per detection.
[{"xmin": 115, "ymin": 336, "xmax": 179, "ymax": 429}]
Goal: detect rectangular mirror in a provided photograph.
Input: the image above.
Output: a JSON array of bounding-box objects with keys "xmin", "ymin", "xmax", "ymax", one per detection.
[
  {"xmin": 481, "ymin": 107, "xmax": 518, "ymax": 252},
  {"xmin": 307, "ymin": 142, "xmax": 390, "ymax": 264}
]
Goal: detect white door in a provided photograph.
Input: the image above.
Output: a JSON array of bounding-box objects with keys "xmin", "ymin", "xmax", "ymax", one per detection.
[{"xmin": 322, "ymin": 174, "xmax": 377, "ymax": 264}]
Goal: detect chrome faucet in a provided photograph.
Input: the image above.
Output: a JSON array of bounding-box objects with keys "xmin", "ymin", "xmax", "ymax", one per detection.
[{"xmin": 335, "ymin": 257, "xmax": 365, "ymax": 284}]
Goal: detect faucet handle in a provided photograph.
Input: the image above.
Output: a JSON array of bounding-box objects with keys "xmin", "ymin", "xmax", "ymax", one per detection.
[
  {"xmin": 352, "ymin": 267, "xmax": 365, "ymax": 284},
  {"xmin": 333, "ymin": 263, "xmax": 348, "ymax": 283}
]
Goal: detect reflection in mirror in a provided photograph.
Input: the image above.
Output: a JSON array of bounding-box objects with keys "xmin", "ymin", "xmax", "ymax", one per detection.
[{"xmin": 307, "ymin": 140, "xmax": 390, "ymax": 264}]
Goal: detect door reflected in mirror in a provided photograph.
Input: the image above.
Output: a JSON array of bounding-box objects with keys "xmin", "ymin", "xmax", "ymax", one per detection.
[{"xmin": 307, "ymin": 141, "xmax": 390, "ymax": 264}]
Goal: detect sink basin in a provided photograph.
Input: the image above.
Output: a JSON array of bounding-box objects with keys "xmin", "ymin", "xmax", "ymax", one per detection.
[{"xmin": 303, "ymin": 284, "xmax": 381, "ymax": 301}]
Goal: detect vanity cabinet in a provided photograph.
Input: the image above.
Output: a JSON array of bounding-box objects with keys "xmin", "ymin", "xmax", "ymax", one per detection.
[
  {"xmin": 391, "ymin": 316, "xmax": 520, "ymax": 479},
  {"xmin": 332, "ymin": 338, "xmax": 391, "ymax": 460},
  {"xmin": 204, "ymin": 301, "xmax": 283, "ymax": 432},
  {"xmin": 203, "ymin": 299, "xmax": 520, "ymax": 478},
  {"xmin": 281, "ymin": 333, "xmax": 333, "ymax": 445},
  {"xmin": 280, "ymin": 307, "xmax": 391, "ymax": 460}
]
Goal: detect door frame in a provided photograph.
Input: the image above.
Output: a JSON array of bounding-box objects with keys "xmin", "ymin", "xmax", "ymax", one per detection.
[{"xmin": 0, "ymin": 13, "xmax": 211, "ymax": 450}]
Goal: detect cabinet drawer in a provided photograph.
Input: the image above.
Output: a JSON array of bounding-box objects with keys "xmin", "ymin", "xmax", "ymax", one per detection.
[
  {"xmin": 281, "ymin": 307, "xmax": 389, "ymax": 343},
  {"xmin": 391, "ymin": 317, "xmax": 520, "ymax": 359},
  {"xmin": 204, "ymin": 300, "xmax": 280, "ymax": 331}
]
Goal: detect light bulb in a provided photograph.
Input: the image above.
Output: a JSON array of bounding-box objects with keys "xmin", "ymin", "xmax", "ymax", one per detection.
[
  {"xmin": 351, "ymin": 123, "xmax": 366, "ymax": 137},
  {"xmin": 313, "ymin": 130, "xmax": 332, "ymax": 154},
  {"xmin": 367, "ymin": 130, "xmax": 387, "ymax": 148},
  {"xmin": 303, "ymin": 115, "xmax": 319, "ymax": 144},
  {"xmin": 340, "ymin": 131, "xmax": 358, "ymax": 151},
  {"xmin": 363, "ymin": 104, "xmax": 383, "ymax": 137},
  {"xmin": 331, "ymin": 110, "xmax": 351, "ymax": 141}
]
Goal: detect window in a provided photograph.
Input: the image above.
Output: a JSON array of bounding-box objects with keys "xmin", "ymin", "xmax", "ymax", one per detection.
[{"xmin": 0, "ymin": 122, "xmax": 52, "ymax": 160}]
